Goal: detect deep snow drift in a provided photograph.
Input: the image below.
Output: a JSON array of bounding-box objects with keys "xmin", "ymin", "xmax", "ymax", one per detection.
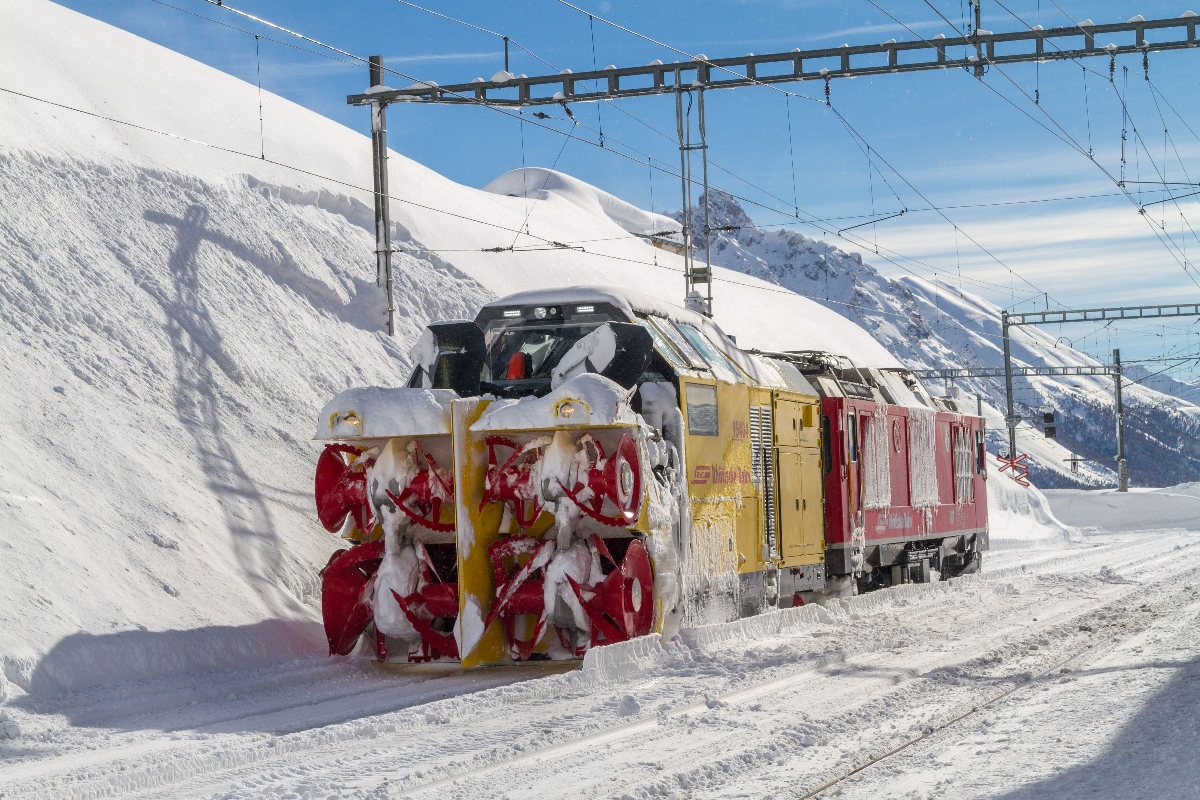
[
  {"xmin": 0, "ymin": 0, "xmax": 903, "ymax": 694},
  {"xmin": 1045, "ymin": 482, "xmax": 1200, "ymax": 532}
]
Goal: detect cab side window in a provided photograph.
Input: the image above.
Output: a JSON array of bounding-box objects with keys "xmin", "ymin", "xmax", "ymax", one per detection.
[{"xmin": 686, "ymin": 383, "xmax": 719, "ymax": 436}]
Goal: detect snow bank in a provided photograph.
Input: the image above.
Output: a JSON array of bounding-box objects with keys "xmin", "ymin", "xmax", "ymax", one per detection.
[
  {"xmin": 579, "ymin": 634, "xmax": 670, "ymax": 683},
  {"xmin": 483, "ymin": 168, "xmax": 681, "ymax": 241},
  {"xmin": 986, "ymin": 456, "xmax": 1075, "ymax": 548},
  {"xmin": 0, "ymin": 0, "xmax": 491, "ymax": 694},
  {"xmin": 1044, "ymin": 483, "xmax": 1200, "ymax": 532}
]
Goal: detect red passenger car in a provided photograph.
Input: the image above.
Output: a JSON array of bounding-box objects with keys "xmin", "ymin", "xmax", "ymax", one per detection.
[{"xmin": 762, "ymin": 353, "xmax": 988, "ymax": 597}]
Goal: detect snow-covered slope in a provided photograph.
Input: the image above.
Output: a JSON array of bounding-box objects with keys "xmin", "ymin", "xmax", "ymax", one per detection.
[
  {"xmin": 0, "ymin": 0, "xmax": 897, "ymax": 693},
  {"xmin": 686, "ymin": 190, "xmax": 1200, "ymax": 488}
]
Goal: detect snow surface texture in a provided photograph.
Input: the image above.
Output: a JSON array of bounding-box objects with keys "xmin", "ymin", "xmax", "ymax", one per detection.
[
  {"xmin": 0, "ymin": 0, "xmax": 900, "ymax": 692},
  {"xmin": 5, "ymin": 525, "xmax": 1199, "ymax": 798},
  {"xmin": 1045, "ymin": 482, "xmax": 1200, "ymax": 532},
  {"xmin": 684, "ymin": 190, "xmax": 1200, "ymax": 489}
]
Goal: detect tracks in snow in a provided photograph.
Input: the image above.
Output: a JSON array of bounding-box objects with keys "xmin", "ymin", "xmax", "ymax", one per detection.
[{"xmin": 0, "ymin": 531, "xmax": 1195, "ymax": 800}]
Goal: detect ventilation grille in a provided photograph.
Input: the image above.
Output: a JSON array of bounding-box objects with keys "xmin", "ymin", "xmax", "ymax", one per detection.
[
  {"xmin": 953, "ymin": 426, "xmax": 975, "ymax": 504},
  {"xmin": 751, "ymin": 405, "xmax": 778, "ymax": 559}
]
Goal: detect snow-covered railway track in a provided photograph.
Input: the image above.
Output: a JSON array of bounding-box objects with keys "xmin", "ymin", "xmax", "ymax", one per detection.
[
  {"xmin": 193, "ymin": 532, "xmax": 1200, "ymax": 799},
  {"xmin": 3, "ymin": 531, "xmax": 1196, "ymax": 800},
  {"xmin": 431, "ymin": 535, "xmax": 1200, "ymax": 800},
  {"xmin": 801, "ymin": 544, "xmax": 1200, "ymax": 796}
]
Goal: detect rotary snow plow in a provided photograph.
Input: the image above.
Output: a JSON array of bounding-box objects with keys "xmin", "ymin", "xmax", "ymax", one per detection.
[
  {"xmin": 313, "ymin": 308, "xmax": 681, "ymax": 665},
  {"xmin": 312, "ymin": 287, "xmax": 989, "ymax": 666}
]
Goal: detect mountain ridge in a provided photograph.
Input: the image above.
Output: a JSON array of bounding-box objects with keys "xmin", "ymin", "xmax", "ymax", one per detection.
[{"xmin": 683, "ymin": 189, "xmax": 1200, "ymax": 488}]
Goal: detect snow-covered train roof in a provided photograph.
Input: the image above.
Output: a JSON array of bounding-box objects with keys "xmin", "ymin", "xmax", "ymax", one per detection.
[
  {"xmin": 482, "ymin": 286, "xmax": 707, "ymax": 329},
  {"xmin": 485, "ymin": 286, "xmax": 835, "ymax": 390}
]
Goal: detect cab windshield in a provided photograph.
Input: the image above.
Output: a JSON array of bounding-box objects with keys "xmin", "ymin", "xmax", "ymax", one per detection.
[{"xmin": 484, "ymin": 321, "xmax": 603, "ymax": 394}]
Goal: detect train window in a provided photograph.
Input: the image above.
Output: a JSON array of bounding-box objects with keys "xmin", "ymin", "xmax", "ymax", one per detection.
[
  {"xmin": 974, "ymin": 428, "xmax": 986, "ymax": 475},
  {"xmin": 637, "ymin": 318, "xmax": 688, "ymax": 371},
  {"xmin": 847, "ymin": 412, "xmax": 859, "ymax": 462},
  {"xmin": 648, "ymin": 316, "xmax": 708, "ymax": 371},
  {"xmin": 685, "ymin": 383, "xmax": 719, "ymax": 436},
  {"xmin": 675, "ymin": 323, "xmax": 742, "ymax": 384}
]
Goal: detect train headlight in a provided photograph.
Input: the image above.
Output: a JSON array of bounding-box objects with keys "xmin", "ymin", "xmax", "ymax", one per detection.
[
  {"xmin": 554, "ymin": 399, "xmax": 589, "ymax": 422},
  {"xmin": 329, "ymin": 410, "xmax": 363, "ymax": 438},
  {"xmin": 534, "ymin": 306, "xmax": 548, "ymax": 319}
]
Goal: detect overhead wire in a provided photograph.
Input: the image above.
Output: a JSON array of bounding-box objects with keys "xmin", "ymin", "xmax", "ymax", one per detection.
[
  {"xmin": 178, "ymin": 0, "xmax": 1192, "ymax": 320},
  {"xmin": 988, "ymin": 0, "xmax": 1200, "ymax": 250},
  {"xmin": 185, "ymin": 0, "xmax": 1177, "ymax": 330},
  {"xmin": 0, "ymin": 75, "xmax": 994, "ymax": 336},
  {"xmin": 162, "ymin": 0, "xmax": 1000, "ymax": 297},
  {"xmin": 553, "ymin": 0, "xmax": 1058, "ymax": 306},
  {"xmin": 963, "ymin": 0, "xmax": 1200, "ymax": 285},
  {"xmin": 390, "ymin": 0, "xmax": 559, "ymax": 71},
  {"xmin": 180, "ymin": 0, "xmax": 1049, "ymax": 302},
  {"xmin": 9, "ymin": 0, "xmax": 1189, "ymax": 365},
  {"xmin": 883, "ymin": 0, "xmax": 1200, "ymax": 290}
]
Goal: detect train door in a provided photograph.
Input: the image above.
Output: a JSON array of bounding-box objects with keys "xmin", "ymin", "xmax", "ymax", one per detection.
[
  {"xmin": 775, "ymin": 394, "xmax": 824, "ymax": 562},
  {"xmin": 846, "ymin": 407, "xmax": 860, "ymax": 522}
]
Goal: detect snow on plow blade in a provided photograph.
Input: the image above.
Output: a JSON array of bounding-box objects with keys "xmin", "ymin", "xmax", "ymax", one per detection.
[{"xmin": 313, "ymin": 375, "xmax": 669, "ymax": 665}]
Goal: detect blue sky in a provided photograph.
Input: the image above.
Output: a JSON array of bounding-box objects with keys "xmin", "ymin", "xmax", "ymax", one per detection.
[{"xmin": 54, "ymin": 0, "xmax": 1200, "ymax": 370}]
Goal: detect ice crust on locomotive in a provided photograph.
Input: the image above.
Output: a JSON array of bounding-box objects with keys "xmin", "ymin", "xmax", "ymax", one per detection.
[{"xmin": 311, "ymin": 286, "xmax": 989, "ymax": 664}]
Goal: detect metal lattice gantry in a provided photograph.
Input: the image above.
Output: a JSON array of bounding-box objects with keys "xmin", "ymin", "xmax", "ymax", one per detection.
[
  {"xmin": 348, "ymin": 15, "xmax": 1199, "ymax": 107},
  {"xmin": 913, "ymin": 357, "xmax": 1130, "ymax": 488},
  {"xmin": 911, "ymin": 364, "xmax": 1120, "ymax": 379},
  {"xmin": 1006, "ymin": 302, "xmax": 1200, "ymax": 326},
  {"xmin": 350, "ymin": 11, "xmax": 1200, "ymax": 331},
  {"xmin": 998, "ymin": 304, "xmax": 1200, "ymax": 492}
]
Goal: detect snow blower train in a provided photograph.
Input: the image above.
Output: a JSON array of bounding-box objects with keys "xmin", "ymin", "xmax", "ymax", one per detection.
[{"xmin": 313, "ymin": 287, "xmax": 989, "ymax": 665}]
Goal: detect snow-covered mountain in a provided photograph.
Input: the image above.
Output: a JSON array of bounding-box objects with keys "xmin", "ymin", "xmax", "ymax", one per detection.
[{"xmin": 685, "ymin": 190, "xmax": 1200, "ymax": 488}]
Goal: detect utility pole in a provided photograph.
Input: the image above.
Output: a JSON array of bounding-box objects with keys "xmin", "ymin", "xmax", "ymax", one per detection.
[
  {"xmin": 1001, "ymin": 311, "xmax": 1018, "ymax": 459},
  {"xmin": 1113, "ymin": 348, "xmax": 1128, "ymax": 491},
  {"xmin": 674, "ymin": 81, "xmax": 713, "ymax": 317},
  {"xmin": 674, "ymin": 84, "xmax": 694, "ymax": 309},
  {"xmin": 697, "ymin": 88, "xmax": 713, "ymax": 315},
  {"xmin": 369, "ymin": 55, "xmax": 396, "ymax": 337}
]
